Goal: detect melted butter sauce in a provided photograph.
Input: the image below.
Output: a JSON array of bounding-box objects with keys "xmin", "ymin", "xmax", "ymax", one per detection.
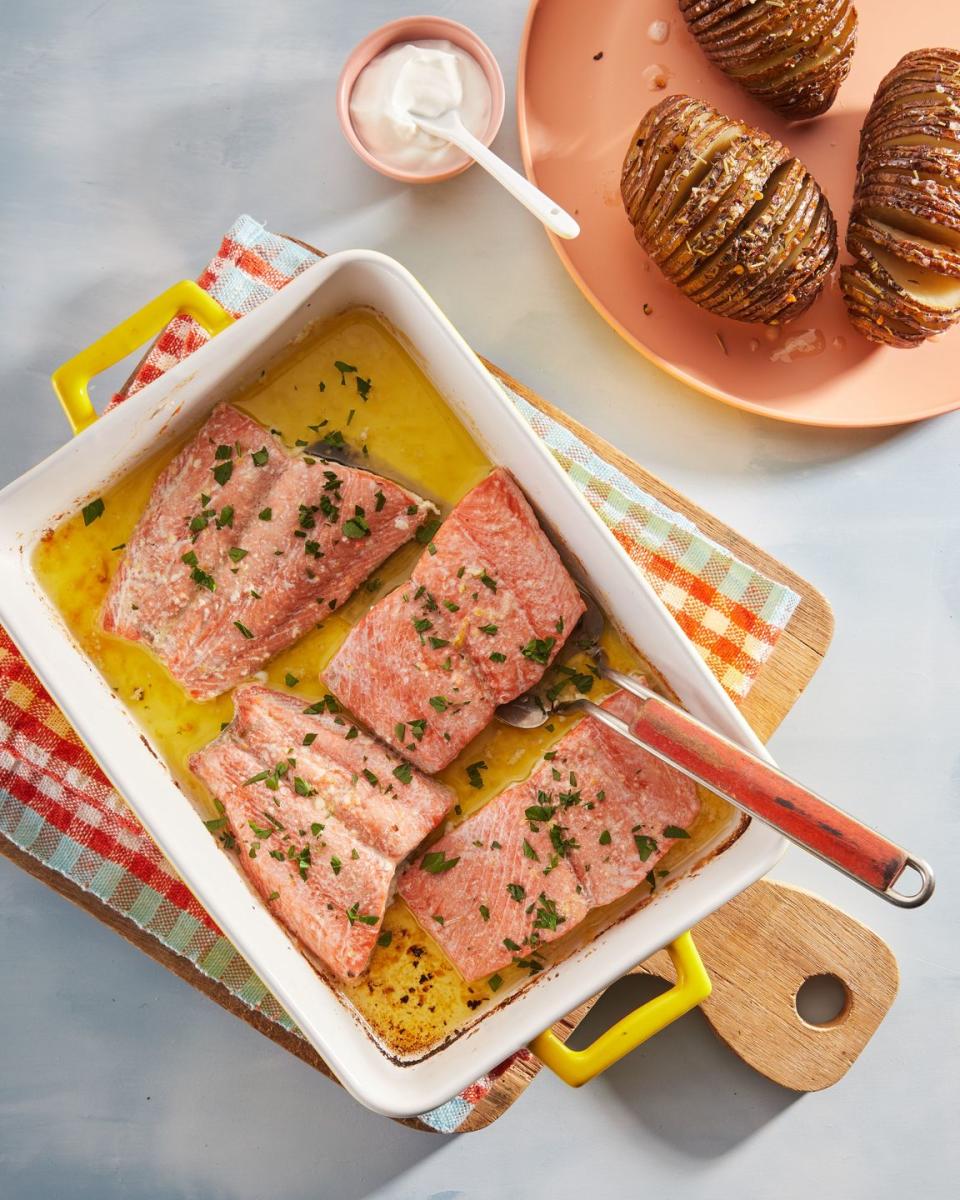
[{"xmin": 33, "ymin": 309, "xmax": 736, "ymax": 1059}]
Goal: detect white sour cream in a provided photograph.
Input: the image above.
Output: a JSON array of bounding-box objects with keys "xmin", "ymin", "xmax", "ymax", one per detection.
[{"xmin": 349, "ymin": 40, "xmax": 492, "ymax": 175}]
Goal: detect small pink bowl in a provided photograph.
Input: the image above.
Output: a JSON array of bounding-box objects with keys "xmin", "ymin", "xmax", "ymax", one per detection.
[{"xmin": 337, "ymin": 16, "xmax": 506, "ymax": 185}]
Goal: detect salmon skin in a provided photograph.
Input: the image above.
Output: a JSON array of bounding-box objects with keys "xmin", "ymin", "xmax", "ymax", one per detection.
[
  {"xmin": 190, "ymin": 685, "xmax": 455, "ymax": 979},
  {"xmin": 102, "ymin": 404, "xmax": 432, "ymax": 700},
  {"xmin": 326, "ymin": 469, "xmax": 586, "ymax": 772},
  {"xmin": 397, "ymin": 691, "xmax": 700, "ymax": 982}
]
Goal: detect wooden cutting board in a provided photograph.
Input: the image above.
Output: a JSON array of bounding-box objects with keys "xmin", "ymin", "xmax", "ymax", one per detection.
[{"xmin": 0, "ymin": 325, "xmax": 897, "ymax": 1136}]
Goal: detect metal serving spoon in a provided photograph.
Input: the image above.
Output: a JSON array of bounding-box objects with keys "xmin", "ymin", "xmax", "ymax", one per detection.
[{"xmin": 497, "ymin": 589, "xmax": 935, "ymax": 908}]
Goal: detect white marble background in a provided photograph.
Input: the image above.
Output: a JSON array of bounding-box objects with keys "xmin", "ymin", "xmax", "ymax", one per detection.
[{"xmin": 0, "ymin": 3, "xmax": 957, "ymax": 1198}]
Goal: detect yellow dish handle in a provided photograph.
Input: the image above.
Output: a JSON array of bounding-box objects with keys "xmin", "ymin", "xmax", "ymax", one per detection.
[
  {"xmin": 50, "ymin": 280, "xmax": 235, "ymax": 434},
  {"xmin": 529, "ymin": 931, "xmax": 711, "ymax": 1087}
]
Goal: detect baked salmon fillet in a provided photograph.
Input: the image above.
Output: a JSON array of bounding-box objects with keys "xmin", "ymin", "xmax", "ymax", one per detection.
[
  {"xmin": 102, "ymin": 404, "xmax": 432, "ymax": 700},
  {"xmin": 397, "ymin": 691, "xmax": 700, "ymax": 981},
  {"xmin": 325, "ymin": 469, "xmax": 585, "ymax": 771},
  {"xmin": 191, "ymin": 686, "xmax": 455, "ymax": 979},
  {"xmin": 231, "ymin": 684, "xmax": 454, "ymax": 862}
]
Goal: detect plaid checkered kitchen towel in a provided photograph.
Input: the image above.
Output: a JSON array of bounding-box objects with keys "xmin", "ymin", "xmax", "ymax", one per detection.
[{"xmin": 0, "ymin": 216, "xmax": 800, "ymax": 1133}]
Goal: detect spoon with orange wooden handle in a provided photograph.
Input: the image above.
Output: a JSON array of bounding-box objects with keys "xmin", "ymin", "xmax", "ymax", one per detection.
[{"xmin": 496, "ymin": 589, "xmax": 934, "ymax": 908}]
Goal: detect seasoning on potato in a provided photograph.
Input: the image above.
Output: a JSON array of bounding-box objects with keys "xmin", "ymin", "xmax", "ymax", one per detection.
[
  {"xmin": 841, "ymin": 47, "xmax": 960, "ymax": 348},
  {"xmin": 621, "ymin": 94, "xmax": 838, "ymax": 325},
  {"xmin": 678, "ymin": 0, "xmax": 858, "ymax": 120}
]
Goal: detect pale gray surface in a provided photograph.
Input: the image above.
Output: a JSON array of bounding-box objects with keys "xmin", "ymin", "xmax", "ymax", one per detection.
[{"xmin": 0, "ymin": 2, "xmax": 957, "ymax": 1198}]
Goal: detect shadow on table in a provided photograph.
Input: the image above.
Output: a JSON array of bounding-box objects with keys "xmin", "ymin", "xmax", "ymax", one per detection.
[{"xmin": 567, "ymin": 974, "xmax": 800, "ymax": 1157}]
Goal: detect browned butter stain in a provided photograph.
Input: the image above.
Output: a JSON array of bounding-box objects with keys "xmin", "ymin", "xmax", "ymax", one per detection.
[{"xmin": 33, "ymin": 309, "xmax": 736, "ymax": 1060}]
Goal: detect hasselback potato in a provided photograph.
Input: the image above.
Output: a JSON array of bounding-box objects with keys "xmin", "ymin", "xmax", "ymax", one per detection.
[
  {"xmin": 621, "ymin": 95, "xmax": 838, "ymax": 324},
  {"xmin": 841, "ymin": 48, "xmax": 960, "ymax": 348},
  {"xmin": 679, "ymin": 0, "xmax": 858, "ymax": 120}
]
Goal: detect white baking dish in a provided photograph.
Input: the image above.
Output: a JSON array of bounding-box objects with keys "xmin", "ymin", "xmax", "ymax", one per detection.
[{"xmin": 0, "ymin": 251, "xmax": 785, "ymax": 1116}]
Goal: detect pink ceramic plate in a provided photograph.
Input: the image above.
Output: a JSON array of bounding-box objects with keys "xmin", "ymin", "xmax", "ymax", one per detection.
[{"xmin": 518, "ymin": 0, "xmax": 960, "ymax": 427}]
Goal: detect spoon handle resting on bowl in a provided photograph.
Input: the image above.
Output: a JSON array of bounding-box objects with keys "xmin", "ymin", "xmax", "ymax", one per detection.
[
  {"xmin": 412, "ymin": 109, "xmax": 580, "ymax": 240},
  {"xmin": 587, "ymin": 676, "xmax": 934, "ymax": 909}
]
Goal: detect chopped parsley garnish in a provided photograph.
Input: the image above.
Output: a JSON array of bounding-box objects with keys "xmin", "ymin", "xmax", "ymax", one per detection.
[
  {"xmin": 345, "ymin": 902, "xmax": 378, "ymax": 926},
  {"xmin": 304, "ymin": 694, "xmax": 340, "ymax": 715},
  {"xmin": 294, "ymin": 776, "xmax": 316, "ymax": 797},
  {"xmin": 488, "ymin": 973, "xmax": 503, "ymax": 992},
  {"xmin": 214, "ymin": 444, "xmax": 232, "ymax": 461},
  {"xmin": 82, "ymin": 498, "xmax": 105, "ymax": 526},
  {"xmin": 490, "ymin": 651, "xmax": 507, "ymax": 663},
  {"xmin": 479, "ymin": 904, "xmax": 490, "ymax": 921},
  {"xmin": 392, "ymin": 762, "xmax": 413, "ymax": 785},
  {"xmin": 310, "ymin": 822, "xmax": 324, "ymax": 836},
  {"xmin": 233, "ymin": 620, "xmax": 254, "ymax": 639},
  {"xmin": 190, "ymin": 565, "xmax": 216, "ymax": 591},
  {"xmin": 634, "ymin": 833, "xmax": 658, "ymax": 861},
  {"xmin": 412, "ymin": 617, "xmax": 432, "ymax": 634},
  {"xmin": 228, "ymin": 547, "xmax": 248, "ymax": 563},
  {"xmin": 355, "ymin": 375, "xmax": 371, "ymax": 400},
  {"xmin": 302, "ymin": 732, "xmax": 317, "ymax": 746},
  {"xmin": 374, "ymin": 489, "xmax": 386, "ymax": 512},
  {"xmin": 204, "ymin": 816, "xmax": 228, "ymax": 833},
  {"xmin": 533, "ymin": 894, "xmax": 565, "ymax": 932},
  {"xmin": 599, "ymin": 830, "xmax": 612, "ymax": 845},
  {"xmin": 549, "ymin": 823, "xmax": 579, "ymax": 858},
  {"xmin": 522, "ymin": 838, "xmax": 539, "ymax": 861},
  {"xmin": 429, "ymin": 695, "xmax": 449, "ymax": 713},
  {"xmin": 284, "ymin": 673, "xmax": 299, "ymax": 687},
  {"xmin": 217, "ymin": 505, "xmax": 234, "ymax": 529},
  {"xmin": 361, "ymin": 768, "xmax": 378, "ymax": 787},
  {"xmin": 428, "ymin": 636, "xmax": 449, "ymax": 650},
  {"xmin": 342, "ymin": 513, "xmax": 370, "ymax": 539},
  {"xmin": 465, "ymin": 761, "xmax": 487, "ymax": 789},
  {"xmin": 334, "ymin": 360, "xmax": 357, "ymax": 384},
  {"xmin": 251, "ymin": 447, "xmax": 269, "ymax": 467},
  {"xmin": 330, "ymin": 856, "xmax": 342, "ymax": 875},
  {"xmin": 663, "ymin": 825, "xmax": 690, "ymax": 839},
  {"xmin": 212, "ymin": 461, "xmax": 233, "ymax": 486},
  {"xmin": 377, "ymin": 929, "xmax": 393, "ymax": 948},
  {"xmin": 522, "ymin": 636, "xmax": 556, "ymax": 665},
  {"xmin": 415, "ymin": 518, "xmax": 441, "ymax": 546},
  {"xmin": 506, "ymin": 883, "xmax": 525, "ymax": 903},
  {"xmin": 344, "ymin": 725, "xmax": 359, "ymax": 740},
  {"xmin": 432, "ymin": 914, "xmax": 445, "ymax": 925},
  {"xmin": 526, "ymin": 802, "xmax": 556, "ymax": 824},
  {"xmin": 420, "ymin": 849, "xmax": 460, "ymax": 874},
  {"xmin": 365, "ymin": 577, "xmax": 382, "ymax": 593},
  {"xmin": 478, "ymin": 624, "xmax": 498, "ymax": 635},
  {"xmin": 408, "ymin": 718, "xmax": 426, "ymax": 741},
  {"xmin": 503, "ymin": 938, "xmax": 521, "ymax": 952},
  {"xmin": 479, "ymin": 572, "xmax": 497, "ymax": 591},
  {"xmin": 259, "ymin": 507, "xmax": 272, "ymax": 521}
]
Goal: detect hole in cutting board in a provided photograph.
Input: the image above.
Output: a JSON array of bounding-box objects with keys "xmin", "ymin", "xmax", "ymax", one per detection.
[{"xmin": 794, "ymin": 973, "xmax": 850, "ymax": 1027}]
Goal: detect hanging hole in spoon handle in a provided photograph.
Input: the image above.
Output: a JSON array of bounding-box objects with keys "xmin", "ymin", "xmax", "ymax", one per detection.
[{"xmin": 883, "ymin": 856, "xmax": 935, "ymax": 908}]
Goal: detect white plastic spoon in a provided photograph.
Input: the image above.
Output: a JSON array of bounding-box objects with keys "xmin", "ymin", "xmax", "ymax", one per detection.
[{"xmin": 409, "ymin": 107, "xmax": 580, "ymax": 239}]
